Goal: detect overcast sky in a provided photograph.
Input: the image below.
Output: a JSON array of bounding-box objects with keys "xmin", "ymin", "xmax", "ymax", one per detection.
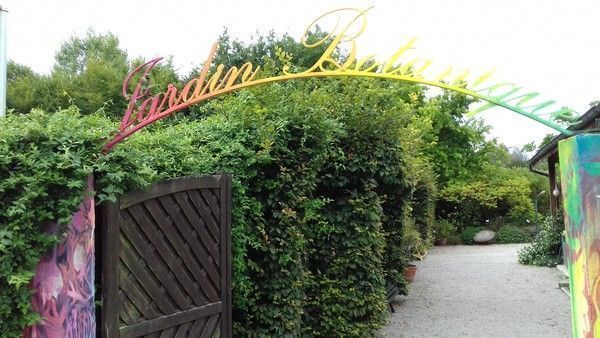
[{"xmin": 3, "ymin": 0, "xmax": 599, "ymax": 148}]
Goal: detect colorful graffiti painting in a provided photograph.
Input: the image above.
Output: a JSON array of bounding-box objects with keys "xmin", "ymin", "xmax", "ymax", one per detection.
[
  {"xmin": 559, "ymin": 135, "xmax": 600, "ymax": 338},
  {"xmin": 23, "ymin": 176, "xmax": 96, "ymax": 338}
]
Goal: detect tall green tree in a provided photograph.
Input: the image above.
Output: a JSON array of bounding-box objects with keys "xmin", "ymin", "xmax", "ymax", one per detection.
[
  {"xmin": 53, "ymin": 30, "xmax": 128, "ymax": 76},
  {"xmin": 52, "ymin": 30, "xmax": 130, "ymax": 115},
  {"xmin": 6, "ymin": 61, "xmax": 41, "ymax": 113},
  {"xmin": 418, "ymin": 91, "xmax": 490, "ymax": 187},
  {"xmin": 210, "ymin": 27, "xmax": 332, "ymax": 73},
  {"xmin": 7, "ymin": 30, "xmax": 180, "ymax": 118}
]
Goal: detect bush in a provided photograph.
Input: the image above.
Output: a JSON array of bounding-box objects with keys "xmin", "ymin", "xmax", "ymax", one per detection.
[
  {"xmin": 496, "ymin": 225, "xmax": 532, "ymax": 244},
  {"xmin": 0, "ymin": 108, "xmax": 118, "ymax": 336},
  {"xmin": 518, "ymin": 216, "xmax": 563, "ymax": 266},
  {"xmin": 461, "ymin": 226, "xmax": 483, "ymax": 245},
  {"xmin": 432, "ymin": 219, "xmax": 456, "ymax": 242},
  {"xmin": 1, "ymin": 76, "xmax": 433, "ymax": 336},
  {"xmin": 447, "ymin": 232, "xmax": 463, "ymax": 245},
  {"xmin": 1, "ymin": 106, "xmax": 391, "ymax": 336},
  {"xmin": 411, "ymin": 178, "xmax": 436, "ymax": 241},
  {"xmin": 438, "ymin": 165, "xmax": 534, "ymax": 229}
]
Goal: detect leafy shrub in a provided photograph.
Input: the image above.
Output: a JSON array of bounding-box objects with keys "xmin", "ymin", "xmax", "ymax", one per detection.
[
  {"xmin": 1, "ymin": 76, "xmax": 433, "ymax": 336},
  {"xmin": 438, "ymin": 165, "xmax": 534, "ymax": 229},
  {"xmin": 461, "ymin": 226, "xmax": 483, "ymax": 245},
  {"xmin": 411, "ymin": 177, "xmax": 436, "ymax": 241},
  {"xmin": 0, "ymin": 108, "xmax": 118, "ymax": 336},
  {"xmin": 518, "ymin": 216, "xmax": 563, "ymax": 266},
  {"xmin": 496, "ymin": 225, "xmax": 532, "ymax": 244},
  {"xmin": 432, "ymin": 219, "xmax": 457, "ymax": 242},
  {"xmin": 447, "ymin": 232, "xmax": 463, "ymax": 245},
  {"xmin": 1, "ymin": 106, "xmax": 391, "ymax": 336},
  {"xmin": 402, "ymin": 218, "xmax": 422, "ymax": 254}
]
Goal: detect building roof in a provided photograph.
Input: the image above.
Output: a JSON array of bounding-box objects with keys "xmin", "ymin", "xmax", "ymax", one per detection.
[{"xmin": 528, "ymin": 104, "xmax": 600, "ymax": 167}]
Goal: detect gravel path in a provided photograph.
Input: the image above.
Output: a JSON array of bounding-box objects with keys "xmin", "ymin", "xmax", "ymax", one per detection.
[{"xmin": 382, "ymin": 244, "xmax": 572, "ymax": 337}]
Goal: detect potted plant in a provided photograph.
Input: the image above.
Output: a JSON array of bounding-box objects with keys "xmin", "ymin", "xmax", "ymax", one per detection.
[
  {"xmin": 403, "ymin": 263, "xmax": 417, "ymax": 282},
  {"xmin": 402, "ymin": 221, "xmax": 421, "ymax": 282}
]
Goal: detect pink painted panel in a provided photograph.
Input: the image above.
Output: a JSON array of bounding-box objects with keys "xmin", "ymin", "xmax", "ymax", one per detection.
[{"xmin": 23, "ymin": 176, "xmax": 96, "ymax": 338}]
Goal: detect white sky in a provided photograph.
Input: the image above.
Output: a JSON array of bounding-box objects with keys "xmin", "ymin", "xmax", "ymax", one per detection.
[{"xmin": 3, "ymin": 0, "xmax": 600, "ymax": 147}]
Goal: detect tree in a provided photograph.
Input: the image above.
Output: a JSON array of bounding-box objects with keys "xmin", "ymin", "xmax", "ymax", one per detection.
[
  {"xmin": 438, "ymin": 164, "xmax": 535, "ymax": 229},
  {"xmin": 210, "ymin": 27, "xmax": 332, "ymax": 73},
  {"xmin": 417, "ymin": 90, "xmax": 490, "ymax": 188},
  {"xmin": 7, "ymin": 61, "xmax": 35, "ymax": 81},
  {"xmin": 51, "ymin": 30, "xmax": 130, "ymax": 115},
  {"xmin": 538, "ymin": 133, "xmax": 556, "ymax": 151},
  {"xmin": 521, "ymin": 141, "xmax": 536, "ymax": 153},
  {"xmin": 6, "ymin": 61, "xmax": 42, "ymax": 113},
  {"xmin": 7, "ymin": 30, "xmax": 180, "ymax": 117},
  {"xmin": 54, "ymin": 30, "xmax": 128, "ymax": 76}
]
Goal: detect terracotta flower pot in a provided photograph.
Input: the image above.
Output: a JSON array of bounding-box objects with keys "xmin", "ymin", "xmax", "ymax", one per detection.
[{"xmin": 403, "ymin": 264, "xmax": 417, "ymax": 282}]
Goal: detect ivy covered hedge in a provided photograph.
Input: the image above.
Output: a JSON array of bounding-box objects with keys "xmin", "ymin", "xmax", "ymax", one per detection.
[
  {"xmin": 1, "ymin": 77, "xmax": 442, "ymax": 336},
  {"xmin": 0, "ymin": 109, "xmax": 116, "ymax": 335}
]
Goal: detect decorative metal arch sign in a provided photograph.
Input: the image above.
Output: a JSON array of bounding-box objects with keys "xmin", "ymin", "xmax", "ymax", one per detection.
[{"xmin": 104, "ymin": 7, "xmax": 581, "ymax": 151}]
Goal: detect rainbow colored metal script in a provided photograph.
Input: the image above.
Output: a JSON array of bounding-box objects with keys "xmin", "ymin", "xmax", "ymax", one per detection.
[{"xmin": 105, "ymin": 7, "xmax": 581, "ymax": 151}]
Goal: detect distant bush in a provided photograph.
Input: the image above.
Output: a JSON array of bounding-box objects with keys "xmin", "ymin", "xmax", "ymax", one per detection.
[
  {"xmin": 411, "ymin": 178, "xmax": 436, "ymax": 241},
  {"xmin": 496, "ymin": 225, "xmax": 532, "ymax": 244},
  {"xmin": 461, "ymin": 226, "xmax": 483, "ymax": 244},
  {"xmin": 518, "ymin": 216, "xmax": 563, "ymax": 266},
  {"xmin": 447, "ymin": 232, "xmax": 463, "ymax": 245},
  {"xmin": 437, "ymin": 165, "xmax": 534, "ymax": 229},
  {"xmin": 432, "ymin": 219, "xmax": 456, "ymax": 243}
]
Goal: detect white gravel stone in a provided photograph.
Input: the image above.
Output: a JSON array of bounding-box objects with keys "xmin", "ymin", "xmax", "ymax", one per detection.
[{"xmin": 381, "ymin": 244, "xmax": 571, "ymax": 337}]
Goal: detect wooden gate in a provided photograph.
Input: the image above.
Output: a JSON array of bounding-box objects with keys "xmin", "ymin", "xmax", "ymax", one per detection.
[{"xmin": 100, "ymin": 175, "xmax": 232, "ymax": 337}]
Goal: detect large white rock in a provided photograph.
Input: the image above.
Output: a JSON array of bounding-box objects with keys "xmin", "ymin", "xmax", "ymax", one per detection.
[{"xmin": 473, "ymin": 230, "xmax": 495, "ymax": 243}]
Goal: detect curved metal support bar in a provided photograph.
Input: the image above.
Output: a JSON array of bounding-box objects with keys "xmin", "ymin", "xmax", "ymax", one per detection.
[{"xmin": 103, "ymin": 6, "xmax": 579, "ymax": 152}]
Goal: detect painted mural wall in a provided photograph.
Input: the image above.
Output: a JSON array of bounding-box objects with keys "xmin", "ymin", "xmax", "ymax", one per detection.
[
  {"xmin": 559, "ymin": 135, "xmax": 600, "ymax": 338},
  {"xmin": 23, "ymin": 176, "xmax": 96, "ymax": 338}
]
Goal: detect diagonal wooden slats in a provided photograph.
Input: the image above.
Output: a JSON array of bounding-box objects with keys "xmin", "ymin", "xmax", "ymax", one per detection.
[
  {"xmin": 119, "ymin": 291, "xmax": 139, "ymax": 326},
  {"xmin": 119, "ymin": 264, "xmax": 161, "ymax": 323},
  {"xmin": 187, "ymin": 190, "xmax": 220, "ymax": 242},
  {"xmin": 172, "ymin": 192, "xmax": 220, "ymax": 266},
  {"xmin": 103, "ymin": 175, "xmax": 232, "ymax": 337},
  {"xmin": 142, "ymin": 198, "xmax": 217, "ymax": 304},
  {"xmin": 125, "ymin": 205, "xmax": 203, "ymax": 308},
  {"xmin": 152, "ymin": 196, "xmax": 221, "ymax": 300},
  {"xmin": 158, "ymin": 325, "xmax": 177, "ymax": 338},
  {"xmin": 200, "ymin": 314, "xmax": 220, "ymax": 338},
  {"xmin": 119, "ymin": 236, "xmax": 179, "ymax": 314},
  {"xmin": 188, "ymin": 317, "xmax": 208, "ymax": 337},
  {"xmin": 173, "ymin": 322, "xmax": 191, "ymax": 338},
  {"xmin": 201, "ymin": 189, "xmax": 221, "ymax": 217},
  {"xmin": 120, "ymin": 214, "xmax": 191, "ymax": 311},
  {"xmin": 119, "ymin": 302, "xmax": 222, "ymax": 337}
]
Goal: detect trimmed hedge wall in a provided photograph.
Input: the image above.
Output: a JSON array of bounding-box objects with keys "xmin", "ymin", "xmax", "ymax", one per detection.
[
  {"xmin": 0, "ymin": 110, "xmax": 115, "ymax": 336},
  {"xmin": 1, "ymin": 77, "xmax": 438, "ymax": 336}
]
